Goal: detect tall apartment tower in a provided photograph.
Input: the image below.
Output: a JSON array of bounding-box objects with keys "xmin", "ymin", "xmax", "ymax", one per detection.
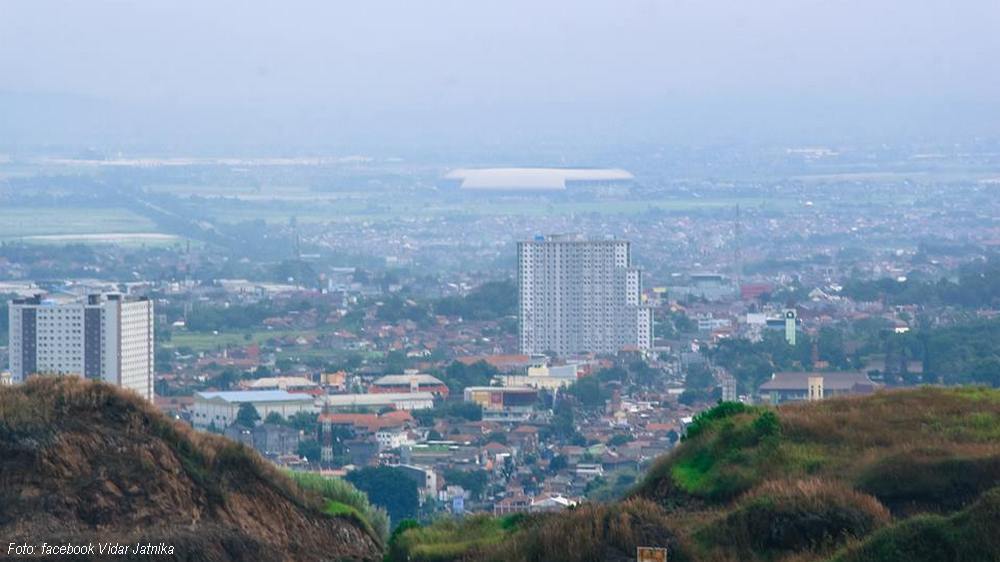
[
  {"xmin": 518, "ymin": 235, "xmax": 653, "ymax": 357},
  {"xmin": 7, "ymin": 294, "xmax": 155, "ymax": 401}
]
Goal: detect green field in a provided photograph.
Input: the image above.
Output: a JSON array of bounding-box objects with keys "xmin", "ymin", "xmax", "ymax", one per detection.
[
  {"xmin": 202, "ymin": 196, "xmax": 794, "ymax": 225},
  {"xmin": 0, "ymin": 207, "xmax": 162, "ymax": 240},
  {"xmin": 165, "ymin": 329, "xmax": 317, "ymax": 352},
  {"xmin": 0, "ymin": 194, "xmax": 797, "ymax": 242}
]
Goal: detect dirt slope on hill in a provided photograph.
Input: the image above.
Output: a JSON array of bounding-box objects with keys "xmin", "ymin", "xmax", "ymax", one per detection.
[{"xmin": 0, "ymin": 377, "xmax": 381, "ymax": 562}]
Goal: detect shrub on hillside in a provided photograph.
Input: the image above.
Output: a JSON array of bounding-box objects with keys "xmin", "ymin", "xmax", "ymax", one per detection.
[
  {"xmin": 683, "ymin": 401, "xmax": 754, "ymax": 441},
  {"xmin": 387, "ymin": 514, "xmax": 514, "ymax": 562},
  {"xmin": 856, "ymin": 448, "xmax": 1000, "ymax": 515},
  {"xmin": 696, "ymin": 479, "xmax": 891, "ymax": 557},
  {"xmin": 488, "ymin": 498, "xmax": 685, "ymax": 562},
  {"xmin": 286, "ymin": 471, "xmax": 389, "ymax": 543},
  {"xmin": 829, "ymin": 486, "xmax": 1000, "ymax": 562},
  {"xmin": 636, "ymin": 406, "xmax": 786, "ymax": 503}
]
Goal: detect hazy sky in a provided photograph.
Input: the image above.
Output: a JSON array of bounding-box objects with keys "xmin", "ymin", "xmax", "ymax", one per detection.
[{"xmin": 2, "ymin": 0, "xmax": 999, "ymax": 152}]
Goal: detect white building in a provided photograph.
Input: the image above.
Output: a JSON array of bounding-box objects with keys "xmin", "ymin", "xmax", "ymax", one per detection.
[
  {"xmin": 7, "ymin": 294, "xmax": 155, "ymax": 401},
  {"xmin": 192, "ymin": 390, "xmax": 317, "ymax": 429},
  {"xmin": 443, "ymin": 168, "xmax": 634, "ymax": 192},
  {"xmin": 518, "ymin": 235, "xmax": 653, "ymax": 356},
  {"xmin": 500, "ymin": 363, "xmax": 579, "ymax": 390},
  {"xmin": 320, "ymin": 392, "xmax": 435, "ymax": 412},
  {"xmin": 375, "ymin": 425, "xmax": 413, "ymax": 450}
]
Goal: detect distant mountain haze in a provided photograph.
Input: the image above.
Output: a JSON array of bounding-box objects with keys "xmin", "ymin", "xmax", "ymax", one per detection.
[{"xmin": 1, "ymin": 0, "xmax": 998, "ymax": 151}]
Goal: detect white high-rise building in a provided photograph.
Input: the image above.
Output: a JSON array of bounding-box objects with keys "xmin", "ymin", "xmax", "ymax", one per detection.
[
  {"xmin": 518, "ymin": 235, "xmax": 653, "ymax": 357},
  {"xmin": 7, "ymin": 294, "xmax": 155, "ymax": 401}
]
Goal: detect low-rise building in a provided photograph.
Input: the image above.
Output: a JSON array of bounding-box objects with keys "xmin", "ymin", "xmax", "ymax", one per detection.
[
  {"xmin": 500, "ymin": 363, "xmax": 579, "ymax": 390},
  {"xmin": 376, "ymin": 425, "xmax": 413, "ymax": 450},
  {"xmin": 321, "ymin": 392, "xmax": 434, "ymax": 412},
  {"xmin": 464, "ymin": 386, "xmax": 538, "ymax": 423},
  {"xmin": 759, "ymin": 372, "xmax": 879, "ymax": 404},
  {"xmin": 369, "ymin": 371, "xmax": 449, "ymax": 398},
  {"xmin": 192, "ymin": 390, "xmax": 316, "ymax": 429}
]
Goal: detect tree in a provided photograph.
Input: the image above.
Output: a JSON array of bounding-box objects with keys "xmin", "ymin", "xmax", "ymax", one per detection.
[
  {"xmin": 448, "ymin": 401, "xmax": 483, "ymax": 421},
  {"xmin": 817, "ymin": 327, "xmax": 850, "ymax": 369},
  {"xmin": 484, "ymin": 431, "xmax": 507, "ymax": 445},
  {"xmin": 549, "ymin": 399, "xmax": 577, "ymax": 440},
  {"xmin": 154, "ymin": 349, "xmax": 174, "ymax": 373},
  {"xmin": 235, "ymin": 402, "xmax": 261, "ymax": 428},
  {"xmin": 287, "ymin": 411, "xmax": 319, "ymax": 432},
  {"xmin": 442, "ymin": 469, "xmax": 489, "ymax": 500},
  {"xmin": 264, "ymin": 411, "xmax": 285, "ymax": 425},
  {"xmin": 383, "ymin": 350, "xmax": 408, "ymax": 374},
  {"xmin": 433, "ymin": 280, "xmax": 516, "ymax": 320},
  {"xmin": 548, "ymin": 455, "xmax": 568, "ymax": 473},
  {"xmin": 297, "ymin": 439, "xmax": 321, "ymax": 462},
  {"xmin": 346, "ymin": 466, "xmax": 420, "ymax": 525},
  {"xmin": 412, "ymin": 408, "xmax": 437, "ymax": 427},
  {"xmin": 596, "ymin": 366, "xmax": 628, "ymax": 382},
  {"xmin": 678, "ymin": 388, "xmax": 711, "ymax": 406},
  {"xmin": 567, "ymin": 375, "xmax": 608, "ymax": 409},
  {"xmin": 672, "ymin": 312, "xmax": 697, "ymax": 334},
  {"xmin": 214, "ymin": 366, "xmax": 245, "ymax": 390},
  {"xmin": 628, "ymin": 360, "xmax": 662, "ymax": 386},
  {"xmin": 441, "ymin": 361, "xmax": 498, "ymax": 395},
  {"xmin": 684, "ymin": 363, "xmax": 715, "ymax": 391},
  {"xmin": 607, "ymin": 433, "xmax": 633, "ymax": 447}
]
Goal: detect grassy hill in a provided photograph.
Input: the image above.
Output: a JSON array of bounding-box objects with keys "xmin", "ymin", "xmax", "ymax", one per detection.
[
  {"xmin": 389, "ymin": 387, "xmax": 1000, "ymax": 562},
  {"xmin": 0, "ymin": 377, "xmax": 382, "ymax": 562}
]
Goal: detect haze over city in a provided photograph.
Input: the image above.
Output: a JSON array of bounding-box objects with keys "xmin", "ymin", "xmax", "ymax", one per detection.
[{"xmin": 1, "ymin": 2, "xmax": 999, "ymax": 562}]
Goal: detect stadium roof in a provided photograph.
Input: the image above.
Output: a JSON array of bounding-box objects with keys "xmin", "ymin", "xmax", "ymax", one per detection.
[{"xmin": 444, "ymin": 168, "xmax": 634, "ymax": 191}]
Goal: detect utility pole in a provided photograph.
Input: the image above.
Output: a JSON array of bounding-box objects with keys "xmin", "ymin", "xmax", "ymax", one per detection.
[{"xmin": 734, "ymin": 205, "xmax": 743, "ymax": 297}]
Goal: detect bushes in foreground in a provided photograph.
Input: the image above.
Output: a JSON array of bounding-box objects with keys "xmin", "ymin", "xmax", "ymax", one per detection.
[
  {"xmin": 486, "ymin": 498, "xmax": 683, "ymax": 562},
  {"xmin": 387, "ymin": 499, "xmax": 682, "ymax": 562},
  {"xmin": 856, "ymin": 447, "xmax": 1000, "ymax": 515},
  {"xmin": 830, "ymin": 486, "xmax": 1000, "ymax": 562},
  {"xmin": 386, "ymin": 514, "xmax": 515, "ymax": 562},
  {"xmin": 694, "ymin": 479, "xmax": 890, "ymax": 558}
]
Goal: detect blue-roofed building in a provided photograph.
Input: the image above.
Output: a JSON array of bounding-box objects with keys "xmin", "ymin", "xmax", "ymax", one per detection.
[{"xmin": 192, "ymin": 390, "xmax": 316, "ymax": 430}]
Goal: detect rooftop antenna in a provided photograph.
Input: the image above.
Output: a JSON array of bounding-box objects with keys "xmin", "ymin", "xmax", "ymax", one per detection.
[{"xmin": 320, "ymin": 402, "xmax": 333, "ymax": 467}]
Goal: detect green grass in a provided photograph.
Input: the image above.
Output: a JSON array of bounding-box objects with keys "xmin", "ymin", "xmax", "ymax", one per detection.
[
  {"xmin": 323, "ymin": 500, "xmax": 360, "ymax": 516},
  {"xmin": 638, "ymin": 388, "xmax": 1000, "ymax": 506},
  {"xmin": 0, "ymin": 206, "xmax": 159, "ymax": 239},
  {"xmin": 288, "ymin": 471, "xmax": 390, "ymax": 544},
  {"xmin": 647, "ymin": 405, "xmax": 783, "ymax": 501},
  {"xmin": 388, "ymin": 515, "xmax": 518, "ymax": 562},
  {"xmin": 165, "ymin": 330, "xmax": 317, "ymax": 352}
]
